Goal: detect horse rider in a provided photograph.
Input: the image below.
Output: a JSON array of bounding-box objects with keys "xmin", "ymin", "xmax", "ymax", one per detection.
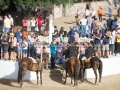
[
  {"xmin": 65, "ymin": 42, "xmax": 79, "ymax": 65},
  {"xmin": 30, "ymin": 42, "xmax": 42, "ymax": 70},
  {"xmin": 81, "ymin": 41, "xmax": 94, "ymax": 68}
]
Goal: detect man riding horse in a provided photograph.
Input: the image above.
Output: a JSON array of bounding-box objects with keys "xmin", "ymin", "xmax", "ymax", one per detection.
[
  {"xmin": 65, "ymin": 42, "xmax": 79, "ymax": 65},
  {"xmin": 30, "ymin": 42, "xmax": 42, "ymax": 70},
  {"xmin": 81, "ymin": 41, "xmax": 94, "ymax": 68}
]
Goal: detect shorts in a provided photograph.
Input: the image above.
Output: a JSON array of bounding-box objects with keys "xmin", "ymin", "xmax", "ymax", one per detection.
[
  {"xmin": 102, "ymin": 44, "xmax": 109, "ymax": 50},
  {"xmin": 3, "ymin": 46, "xmax": 9, "ymax": 53},
  {"xmin": 22, "ymin": 49, "xmax": 27, "ymax": 54},
  {"xmin": 18, "ymin": 49, "xmax": 22, "ymax": 54},
  {"xmin": 13, "ymin": 47, "xmax": 17, "ymax": 52},
  {"xmin": 3, "ymin": 27, "xmax": 10, "ymax": 33},
  {"xmin": 94, "ymin": 44, "xmax": 101, "ymax": 50}
]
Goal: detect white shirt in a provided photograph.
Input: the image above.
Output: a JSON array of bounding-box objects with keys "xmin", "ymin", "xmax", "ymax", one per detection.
[
  {"xmin": 30, "ymin": 20, "xmax": 36, "ymax": 27},
  {"xmin": 83, "ymin": 9, "xmax": 90, "ymax": 16},
  {"xmin": 10, "ymin": 17, "xmax": 14, "ymax": 25},
  {"xmin": 91, "ymin": 10, "xmax": 96, "ymax": 16},
  {"xmin": 80, "ymin": 18, "xmax": 87, "ymax": 25}
]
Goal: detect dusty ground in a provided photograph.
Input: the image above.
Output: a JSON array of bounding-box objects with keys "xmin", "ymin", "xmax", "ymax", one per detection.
[{"xmin": 0, "ymin": 74, "xmax": 120, "ymax": 90}]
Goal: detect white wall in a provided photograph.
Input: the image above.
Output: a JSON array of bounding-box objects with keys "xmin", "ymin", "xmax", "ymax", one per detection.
[{"xmin": 0, "ymin": 56, "xmax": 120, "ymax": 80}]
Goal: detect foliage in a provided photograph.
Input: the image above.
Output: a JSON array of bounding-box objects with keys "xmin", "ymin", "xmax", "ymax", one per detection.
[{"xmin": 0, "ymin": 0, "xmax": 79, "ymax": 11}]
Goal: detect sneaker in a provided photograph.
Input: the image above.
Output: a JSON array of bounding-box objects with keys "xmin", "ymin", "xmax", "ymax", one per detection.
[
  {"xmin": 106, "ymin": 56, "xmax": 109, "ymax": 58},
  {"xmin": 103, "ymin": 56, "xmax": 106, "ymax": 58}
]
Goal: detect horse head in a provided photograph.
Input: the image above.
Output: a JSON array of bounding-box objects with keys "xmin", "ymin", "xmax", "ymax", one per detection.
[{"xmin": 60, "ymin": 47, "xmax": 68, "ymax": 58}]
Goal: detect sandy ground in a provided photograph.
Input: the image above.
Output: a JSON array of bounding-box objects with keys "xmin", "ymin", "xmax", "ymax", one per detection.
[{"xmin": 0, "ymin": 74, "xmax": 120, "ymax": 90}]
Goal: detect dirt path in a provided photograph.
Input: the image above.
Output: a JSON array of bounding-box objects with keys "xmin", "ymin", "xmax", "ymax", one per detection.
[{"xmin": 0, "ymin": 74, "xmax": 120, "ymax": 90}]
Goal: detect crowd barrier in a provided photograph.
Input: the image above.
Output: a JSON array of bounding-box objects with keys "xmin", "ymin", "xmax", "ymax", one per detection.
[{"xmin": 0, "ymin": 56, "xmax": 120, "ymax": 80}]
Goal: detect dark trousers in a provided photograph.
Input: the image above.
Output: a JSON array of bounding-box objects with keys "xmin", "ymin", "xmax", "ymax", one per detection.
[
  {"xmin": 70, "ymin": 37, "xmax": 74, "ymax": 44},
  {"xmin": 98, "ymin": 14, "xmax": 102, "ymax": 22},
  {"xmin": 31, "ymin": 26, "xmax": 35, "ymax": 32},
  {"xmin": 51, "ymin": 54, "xmax": 57, "ymax": 69},
  {"xmin": 38, "ymin": 25, "xmax": 41, "ymax": 35}
]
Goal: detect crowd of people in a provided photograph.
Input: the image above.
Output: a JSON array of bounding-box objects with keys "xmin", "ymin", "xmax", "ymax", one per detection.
[{"xmin": 0, "ymin": 1, "xmax": 120, "ymax": 70}]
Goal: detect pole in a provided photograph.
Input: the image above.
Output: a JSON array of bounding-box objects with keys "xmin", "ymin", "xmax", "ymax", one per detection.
[{"xmin": 49, "ymin": 14, "xmax": 53, "ymax": 44}]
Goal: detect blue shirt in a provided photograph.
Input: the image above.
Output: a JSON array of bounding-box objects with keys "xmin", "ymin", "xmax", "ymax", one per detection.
[
  {"xmin": 94, "ymin": 33, "xmax": 102, "ymax": 44},
  {"xmin": 16, "ymin": 31, "xmax": 22, "ymax": 41},
  {"xmin": 50, "ymin": 43, "xmax": 57, "ymax": 55},
  {"xmin": 68, "ymin": 28, "xmax": 74, "ymax": 37}
]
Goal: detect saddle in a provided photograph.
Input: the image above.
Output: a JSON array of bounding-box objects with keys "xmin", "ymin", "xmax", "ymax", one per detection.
[
  {"xmin": 29, "ymin": 57, "xmax": 37, "ymax": 64},
  {"xmin": 84, "ymin": 57, "xmax": 92, "ymax": 62}
]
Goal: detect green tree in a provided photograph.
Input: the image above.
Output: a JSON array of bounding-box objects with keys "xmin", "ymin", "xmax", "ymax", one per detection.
[{"xmin": 0, "ymin": 0, "xmax": 10, "ymax": 11}]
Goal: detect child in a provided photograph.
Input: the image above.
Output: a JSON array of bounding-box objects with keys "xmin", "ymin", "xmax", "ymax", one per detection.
[
  {"xmin": 42, "ymin": 47, "xmax": 49, "ymax": 70},
  {"xmin": 17, "ymin": 39, "xmax": 23, "ymax": 60}
]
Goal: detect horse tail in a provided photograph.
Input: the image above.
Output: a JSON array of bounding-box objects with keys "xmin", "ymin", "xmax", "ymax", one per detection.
[
  {"xmin": 98, "ymin": 59, "xmax": 103, "ymax": 83},
  {"xmin": 74, "ymin": 59, "xmax": 78, "ymax": 81},
  {"xmin": 17, "ymin": 60, "xmax": 22, "ymax": 84}
]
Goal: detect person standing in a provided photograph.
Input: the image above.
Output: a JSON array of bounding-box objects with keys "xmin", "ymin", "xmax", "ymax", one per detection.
[
  {"xmin": 105, "ymin": 15, "xmax": 113, "ymax": 30},
  {"xmin": 3, "ymin": 15, "xmax": 11, "ymax": 33},
  {"xmin": 22, "ymin": 17, "xmax": 28, "ymax": 30},
  {"xmin": 50, "ymin": 39, "xmax": 57, "ymax": 69},
  {"xmin": 36, "ymin": 14, "xmax": 42, "ymax": 36},
  {"xmin": 30, "ymin": 17, "xmax": 36, "ymax": 32},
  {"xmin": 98, "ymin": 6, "xmax": 103, "ymax": 22},
  {"xmin": 0, "ymin": 16, "xmax": 3, "ymax": 31},
  {"xmin": 108, "ymin": 4, "xmax": 113, "ymax": 16},
  {"xmin": 87, "ymin": 14, "xmax": 93, "ymax": 38},
  {"xmin": 80, "ymin": 15, "xmax": 87, "ymax": 38},
  {"xmin": 8, "ymin": 14, "xmax": 14, "ymax": 31}
]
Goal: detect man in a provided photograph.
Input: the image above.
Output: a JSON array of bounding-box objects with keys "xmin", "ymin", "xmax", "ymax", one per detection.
[
  {"xmin": 68, "ymin": 26, "xmax": 74, "ymax": 44},
  {"xmin": 8, "ymin": 14, "xmax": 14, "ymax": 31},
  {"xmin": 50, "ymin": 39, "xmax": 57, "ymax": 69},
  {"xmin": 81, "ymin": 41, "xmax": 94, "ymax": 68},
  {"xmin": 87, "ymin": 14, "xmax": 93, "ymax": 38},
  {"xmin": 30, "ymin": 42, "xmax": 42, "ymax": 70},
  {"xmin": 80, "ymin": 15, "xmax": 87, "ymax": 38},
  {"xmin": 105, "ymin": 15, "xmax": 113, "ymax": 30},
  {"xmin": 3, "ymin": 15, "xmax": 11, "ymax": 33}
]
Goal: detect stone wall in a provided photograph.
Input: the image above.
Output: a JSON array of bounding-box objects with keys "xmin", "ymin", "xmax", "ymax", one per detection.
[{"xmin": 53, "ymin": 1, "xmax": 108, "ymax": 19}]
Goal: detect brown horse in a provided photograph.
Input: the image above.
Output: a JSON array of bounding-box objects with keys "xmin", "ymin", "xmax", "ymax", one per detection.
[
  {"xmin": 60, "ymin": 48, "xmax": 81, "ymax": 86},
  {"xmin": 79, "ymin": 56, "xmax": 103, "ymax": 84},
  {"xmin": 17, "ymin": 57, "xmax": 43, "ymax": 87}
]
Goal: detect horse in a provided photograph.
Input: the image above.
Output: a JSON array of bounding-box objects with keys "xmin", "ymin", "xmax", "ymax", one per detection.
[
  {"xmin": 60, "ymin": 48, "xmax": 81, "ymax": 86},
  {"xmin": 79, "ymin": 56, "xmax": 103, "ymax": 84},
  {"xmin": 17, "ymin": 57, "xmax": 43, "ymax": 88}
]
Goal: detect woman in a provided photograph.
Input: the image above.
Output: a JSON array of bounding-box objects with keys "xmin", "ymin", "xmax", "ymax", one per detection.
[
  {"xmin": 115, "ymin": 31, "xmax": 120, "ymax": 56},
  {"xmin": 17, "ymin": 39, "xmax": 23, "ymax": 60},
  {"xmin": 22, "ymin": 17, "xmax": 28, "ymax": 30},
  {"xmin": 59, "ymin": 27, "xmax": 64, "ymax": 42},
  {"xmin": 30, "ymin": 17, "xmax": 36, "ymax": 32},
  {"xmin": 36, "ymin": 14, "xmax": 42, "ymax": 36}
]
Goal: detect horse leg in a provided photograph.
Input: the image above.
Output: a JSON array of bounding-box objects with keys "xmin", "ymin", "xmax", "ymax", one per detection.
[
  {"xmin": 64, "ymin": 68, "xmax": 68, "ymax": 85},
  {"xmin": 20, "ymin": 71, "xmax": 26, "ymax": 88},
  {"xmin": 36, "ymin": 71, "xmax": 39, "ymax": 85},
  {"xmin": 71, "ymin": 71, "xmax": 73, "ymax": 85},
  {"xmin": 40, "ymin": 70, "xmax": 43, "ymax": 84},
  {"xmin": 93, "ymin": 69, "xmax": 98, "ymax": 84}
]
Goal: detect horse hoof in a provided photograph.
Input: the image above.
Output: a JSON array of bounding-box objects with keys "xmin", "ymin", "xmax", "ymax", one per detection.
[{"xmin": 20, "ymin": 85, "xmax": 24, "ymax": 88}]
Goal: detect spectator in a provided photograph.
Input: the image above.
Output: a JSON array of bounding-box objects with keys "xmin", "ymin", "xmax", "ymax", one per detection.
[
  {"xmin": 115, "ymin": 29, "xmax": 120, "ymax": 56},
  {"xmin": 92, "ymin": 18, "xmax": 98, "ymax": 34},
  {"xmin": 23, "ymin": 29, "xmax": 28, "ymax": 39},
  {"xmin": 111, "ymin": 17, "xmax": 118, "ymax": 31},
  {"xmin": 0, "ymin": 16, "xmax": 3, "ymax": 31},
  {"xmin": 22, "ymin": 17, "xmax": 28, "ymax": 30},
  {"xmin": 68, "ymin": 26, "xmax": 74, "ymax": 44},
  {"xmin": 52, "ymin": 26, "xmax": 58, "ymax": 39},
  {"xmin": 30, "ymin": 17, "xmax": 36, "ymax": 32},
  {"xmin": 93, "ymin": 29, "xmax": 102, "ymax": 58},
  {"xmin": 8, "ymin": 14, "xmax": 14, "ymax": 31},
  {"xmin": 3, "ymin": 15, "xmax": 11, "ymax": 33},
  {"xmin": 17, "ymin": 39, "xmax": 23, "ymax": 60},
  {"xmin": 50, "ymin": 39, "xmax": 57, "ymax": 69},
  {"xmin": 22, "ymin": 38, "xmax": 28, "ymax": 58},
  {"xmin": 9, "ymin": 34, "xmax": 17, "ymax": 60},
  {"xmin": 102, "ymin": 31, "xmax": 111, "ymax": 58},
  {"xmin": 36, "ymin": 14, "xmax": 42, "ymax": 35},
  {"xmin": 74, "ymin": 31, "xmax": 79, "ymax": 42},
  {"xmin": 80, "ymin": 15, "xmax": 87, "ymax": 37},
  {"xmin": 59, "ymin": 27, "xmax": 64, "ymax": 42},
  {"xmin": 113, "ymin": 7, "xmax": 118, "ymax": 18},
  {"xmin": 87, "ymin": 14, "xmax": 93, "ymax": 38},
  {"xmin": 45, "ymin": 14, "xmax": 49, "ymax": 35},
  {"xmin": 105, "ymin": 15, "xmax": 113, "ymax": 30},
  {"xmin": 98, "ymin": 6, "xmax": 103, "ymax": 22},
  {"xmin": 108, "ymin": 4, "xmax": 113, "ymax": 16},
  {"xmin": 1, "ymin": 33, "xmax": 9, "ymax": 60},
  {"xmin": 15, "ymin": 28, "xmax": 22, "ymax": 42},
  {"xmin": 91, "ymin": 8, "xmax": 96, "ymax": 20}
]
